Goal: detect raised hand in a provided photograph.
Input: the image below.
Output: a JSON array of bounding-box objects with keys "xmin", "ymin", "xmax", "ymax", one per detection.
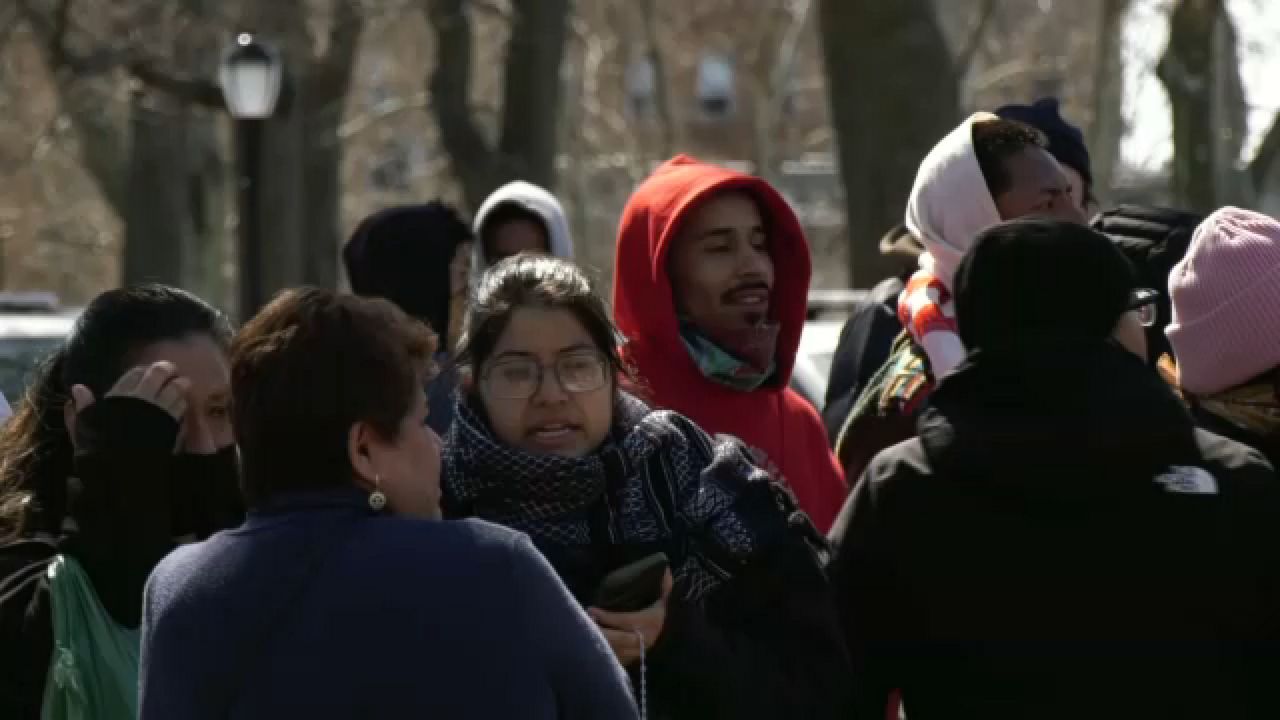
[{"xmin": 71, "ymin": 361, "xmax": 192, "ymax": 422}]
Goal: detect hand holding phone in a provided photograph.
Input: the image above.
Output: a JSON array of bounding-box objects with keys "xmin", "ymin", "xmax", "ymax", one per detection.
[
  {"xmin": 592, "ymin": 552, "xmax": 669, "ymax": 612},
  {"xmin": 589, "ymin": 554, "xmax": 673, "ymax": 667}
]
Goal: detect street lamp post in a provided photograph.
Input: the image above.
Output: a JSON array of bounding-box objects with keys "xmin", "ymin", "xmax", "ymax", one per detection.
[{"xmin": 219, "ymin": 33, "xmax": 283, "ymax": 321}]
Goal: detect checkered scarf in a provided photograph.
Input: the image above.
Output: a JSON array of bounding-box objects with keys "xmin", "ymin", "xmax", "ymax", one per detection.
[{"xmin": 442, "ymin": 392, "xmax": 806, "ymax": 602}]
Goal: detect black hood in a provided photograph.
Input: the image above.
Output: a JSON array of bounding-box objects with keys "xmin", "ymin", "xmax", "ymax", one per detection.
[
  {"xmin": 953, "ymin": 218, "xmax": 1136, "ymax": 352},
  {"xmin": 343, "ymin": 202, "xmax": 472, "ymax": 340},
  {"xmin": 918, "ymin": 342, "xmax": 1200, "ymax": 503}
]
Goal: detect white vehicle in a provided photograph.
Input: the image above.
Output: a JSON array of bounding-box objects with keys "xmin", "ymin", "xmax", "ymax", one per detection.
[
  {"xmin": 0, "ymin": 293, "xmax": 79, "ymax": 405},
  {"xmin": 788, "ymin": 290, "xmax": 866, "ymax": 411},
  {"xmin": 791, "ymin": 319, "xmax": 844, "ymax": 411}
]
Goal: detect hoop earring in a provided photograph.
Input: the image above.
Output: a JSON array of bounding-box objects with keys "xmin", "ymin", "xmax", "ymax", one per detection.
[{"xmin": 368, "ymin": 474, "xmax": 387, "ymax": 512}]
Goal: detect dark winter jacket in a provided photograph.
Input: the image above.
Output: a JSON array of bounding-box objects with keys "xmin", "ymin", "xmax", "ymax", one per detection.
[
  {"xmin": 443, "ymin": 392, "xmax": 852, "ymax": 720},
  {"xmin": 832, "ymin": 332, "xmax": 927, "ymax": 486},
  {"xmin": 0, "ymin": 398, "xmax": 243, "ymax": 719},
  {"xmin": 139, "ymin": 489, "xmax": 637, "ymax": 720},
  {"xmin": 828, "ymin": 342, "xmax": 1280, "ymax": 720},
  {"xmin": 1092, "ymin": 204, "xmax": 1203, "ymax": 363},
  {"xmin": 822, "ymin": 276, "xmax": 906, "ymax": 445}
]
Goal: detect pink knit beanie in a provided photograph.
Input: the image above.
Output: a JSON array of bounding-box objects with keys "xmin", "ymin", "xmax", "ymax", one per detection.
[{"xmin": 1166, "ymin": 207, "xmax": 1280, "ymax": 395}]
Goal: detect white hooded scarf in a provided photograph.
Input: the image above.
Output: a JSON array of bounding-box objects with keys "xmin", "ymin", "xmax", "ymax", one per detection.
[
  {"xmin": 905, "ymin": 112, "xmax": 1004, "ymax": 288},
  {"xmin": 899, "ymin": 112, "xmax": 1004, "ymax": 378},
  {"xmin": 471, "ymin": 181, "xmax": 575, "ymax": 281}
]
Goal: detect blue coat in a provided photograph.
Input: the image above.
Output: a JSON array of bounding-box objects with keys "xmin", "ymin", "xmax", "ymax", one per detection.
[{"xmin": 139, "ymin": 488, "xmax": 637, "ymax": 719}]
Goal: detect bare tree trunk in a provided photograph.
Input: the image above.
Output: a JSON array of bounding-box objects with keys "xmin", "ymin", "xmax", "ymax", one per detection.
[
  {"xmin": 1086, "ymin": 0, "xmax": 1129, "ymax": 203},
  {"xmin": 637, "ymin": 0, "xmax": 679, "ymax": 158},
  {"xmin": 301, "ymin": 122, "xmax": 344, "ymax": 287},
  {"xmin": 125, "ymin": 0, "xmax": 228, "ymax": 290},
  {"xmin": 300, "ymin": 0, "xmax": 363, "ymax": 288},
  {"xmin": 1210, "ymin": 11, "xmax": 1247, "ymax": 207},
  {"xmin": 122, "ymin": 92, "xmax": 188, "ymax": 285},
  {"xmin": 819, "ymin": 0, "xmax": 960, "ymax": 287},
  {"xmin": 17, "ymin": 2, "xmax": 129, "ymax": 221},
  {"xmin": 426, "ymin": 0, "xmax": 572, "ymax": 212},
  {"xmin": 1250, "ymin": 112, "xmax": 1280, "ymax": 199},
  {"xmin": 178, "ymin": 0, "xmax": 231, "ymax": 308},
  {"xmin": 751, "ymin": 0, "xmax": 813, "ymax": 185},
  {"xmin": 238, "ymin": 0, "xmax": 364, "ymax": 302},
  {"xmin": 20, "ymin": 0, "xmax": 236, "ymax": 293},
  {"xmin": 1158, "ymin": 0, "xmax": 1225, "ymax": 213},
  {"xmin": 499, "ymin": 0, "xmax": 570, "ymax": 191},
  {"xmin": 183, "ymin": 115, "xmax": 230, "ymax": 308}
]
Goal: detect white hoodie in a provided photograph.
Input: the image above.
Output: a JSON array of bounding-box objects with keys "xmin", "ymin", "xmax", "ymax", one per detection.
[
  {"xmin": 905, "ymin": 112, "xmax": 1003, "ymax": 288},
  {"xmin": 900, "ymin": 112, "xmax": 1003, "ymax": 378},
  {"xmin": 471, "ymin": 181, "xmax": 575, "ymax": 281}
]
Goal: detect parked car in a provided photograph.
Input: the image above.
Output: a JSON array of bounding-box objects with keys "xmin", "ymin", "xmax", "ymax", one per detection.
[
  {"xmin": 0, "ymin": 293, "xmax": 78, "ymax": 407},
  {"xmin": 789, "ymin": 290, "xmax": 867, "ymax": 411}
]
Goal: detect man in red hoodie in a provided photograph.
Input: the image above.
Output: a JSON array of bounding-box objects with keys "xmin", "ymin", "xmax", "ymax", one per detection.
[{"xmin": 612, "ymin": 155, "xmax": 847, "ymax": 531}]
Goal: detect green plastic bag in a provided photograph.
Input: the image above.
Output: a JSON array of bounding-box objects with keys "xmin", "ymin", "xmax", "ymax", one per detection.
[{"xmin": 42, "ymin": 555, "xmax": 140, "ymax": 720}]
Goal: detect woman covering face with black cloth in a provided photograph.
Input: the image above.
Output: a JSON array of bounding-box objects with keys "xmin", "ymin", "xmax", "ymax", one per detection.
[{"xmin": 0, "ymin": 284, "xmax": 242, "ymax": 720}]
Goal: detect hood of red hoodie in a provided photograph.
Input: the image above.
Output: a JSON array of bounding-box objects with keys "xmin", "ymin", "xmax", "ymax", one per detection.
[{"xmin": 612, "ymin": 155, "xmax": 812, "ymax": 389}]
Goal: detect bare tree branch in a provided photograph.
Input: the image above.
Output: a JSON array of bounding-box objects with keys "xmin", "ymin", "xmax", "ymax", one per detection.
[
  {"xmin": 18, "ymin": 0, "xmax": 117, "ymax": 77},
  {"xmin": 318, "ymin": 0, "xmax": 365, "ymax": 89},
  {"xmin": 953, "ymin": 0, "xmax": 998, "ymax": 80},
  {"xmin": 1087, "ymin": 0, "xmax": 1130, "ymax": 199},
  {"xmin": 1158, "ymin": 0, "xmax": 1228, "ymax": 212},
  {"xmin": 638, "ymin": 0, "xmax": 678, "ymax": 156},
  {"xmin": 1250, "ymin": 109, "xmax": 1280, "ymax": 192},
  {"xmin": 335, "ymin": 92, "xmax": 429, "ymax": 141},
  {"xmin": 425, "ymin": 0, "xmax": 570, "ymax": 210},
  {"xmin": 425, "ymin": 0, "xmax": 494, "ymax": 209},
  {"xmin": 19, "ymin": 0, "xmax": 223, "ymax": 106},
  {"xmin": 16, "ymin": 0, "xmax": 131, "ymax": 214},
  {"xmin": 753, "ymin": 0, "xmax": 814, "ymax": 182},
  {"xmin": 0, "ymin": 4, "xmax": 22, "ymax": 50},
  {"xmin": 129, "ymin": 60, "xmax": 223, "ymax": 107},
  {"xmin": 767, "ymin": 0, "xmax": 813, "ymax": 117},
  {"xmin": 467, "ymin": 0, "xmax": 510, "ymax": 20}
]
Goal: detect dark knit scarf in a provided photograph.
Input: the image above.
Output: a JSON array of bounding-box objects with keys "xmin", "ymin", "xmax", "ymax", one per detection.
[{"xmin": 443, "ymin": 392, "xmax": 798, "ymax": 602}]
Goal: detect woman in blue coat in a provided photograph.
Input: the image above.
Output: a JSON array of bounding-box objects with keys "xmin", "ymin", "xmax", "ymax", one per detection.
[{"xmin": 138, "ymin": 288, "xmax": 636, "ymax": 720}]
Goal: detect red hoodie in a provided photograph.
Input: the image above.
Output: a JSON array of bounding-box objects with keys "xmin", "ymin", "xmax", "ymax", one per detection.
[{"xmin": 612, "ymin": 155, "xmax": 847, "ymax": 531}]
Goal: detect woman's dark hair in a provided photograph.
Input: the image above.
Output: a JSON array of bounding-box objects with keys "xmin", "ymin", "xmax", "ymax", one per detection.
[
  {"xmin": 231, "ymin": 288, "xmax": 435, "ymax": 507},
  {"xmin": 0, "ymin": 284, "xmax": 232, "ymax": 540},
  {"xmin": 456, "ymin": 254, "xmax": 627, "ymax": 382},
  {"xmin": 973, "ymin": 118, "xmax": 1049, "ymax": 199}
]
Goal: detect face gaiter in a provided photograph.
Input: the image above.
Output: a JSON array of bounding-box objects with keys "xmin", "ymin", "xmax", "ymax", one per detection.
[
  {"xmin": 678, "ymin": 319, "xmax": 780, "ymax": 392},
  {"xmin": 168, "ymin": 445, "xmax": 244, "ymax": 538}
]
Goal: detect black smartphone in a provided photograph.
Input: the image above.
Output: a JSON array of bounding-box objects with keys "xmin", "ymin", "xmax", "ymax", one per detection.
[{"xmin": 593, "ymin": 552, "xmax": 669, "ymax": 612}]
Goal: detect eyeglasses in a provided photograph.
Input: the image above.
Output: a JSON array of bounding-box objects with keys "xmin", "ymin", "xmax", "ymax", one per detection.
[
  {"xmin": 1128, "ymin": 288, "xmax": 1159, "ymax": 328},
  {"xmin": 482, "ymin": 351, "xmax": 610, "ymax": 400}
]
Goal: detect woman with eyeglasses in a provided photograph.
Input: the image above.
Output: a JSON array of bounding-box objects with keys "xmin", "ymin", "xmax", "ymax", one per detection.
[
  {"xmin": 828, "ymin": 218, "xmax": 1280, "ymax": 719},
  {"xmin": 442, "ymin": 254, "xmax": 851, "ymax": 719},
  {"xmin": 1161, "ymin": 207, "xmax": 1280, "ymax": 468},
  {"xmin": 138, "ymin": 288, "xmax": 637, "ymax": 720}
]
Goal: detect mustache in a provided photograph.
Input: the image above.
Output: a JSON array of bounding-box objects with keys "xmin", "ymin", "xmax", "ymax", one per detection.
[{"xmin": 720, "ymin": 281, "xmax": 771, "ymax": 303}]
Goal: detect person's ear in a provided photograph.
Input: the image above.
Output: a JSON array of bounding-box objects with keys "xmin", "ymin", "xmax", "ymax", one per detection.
[{"xmin": 347, "ymin": 421, "xmax": 379, "ymax": 491}]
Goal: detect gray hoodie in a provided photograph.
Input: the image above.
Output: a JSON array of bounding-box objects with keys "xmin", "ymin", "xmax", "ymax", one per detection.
[{"xmin": 471, "ymin": 181, "xmax": 575, "ymax": 281}]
